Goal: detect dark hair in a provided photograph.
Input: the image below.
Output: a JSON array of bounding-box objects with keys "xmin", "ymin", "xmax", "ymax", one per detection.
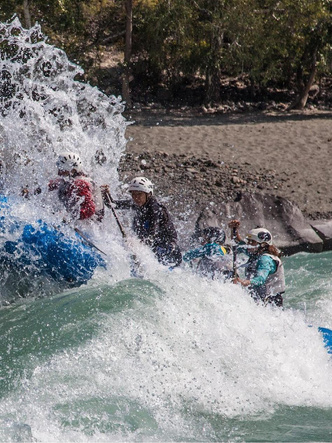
[
  {"xmin": 259, "ymin": 243, "xmax": 282, "ymax": 258},
  {"xmin": 202, "ymin": 227, "xmax": 226, "ymax": 244}
]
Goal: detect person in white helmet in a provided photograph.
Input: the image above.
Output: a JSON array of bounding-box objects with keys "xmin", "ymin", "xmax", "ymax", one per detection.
[
  {"xmin": 228, "ymin": 219, "xmax": 285, "ymax": 307},
  {"xmin": 102, "ymin": 177, "xmax": 182, "ymax": 267},
  {"xmin": 49, "ymin": 152, "xmax": 104, "ymax": 221}
]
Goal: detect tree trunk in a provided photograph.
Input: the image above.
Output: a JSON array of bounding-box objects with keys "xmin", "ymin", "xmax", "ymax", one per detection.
[
  {"xmin": 204, "ymin": 30, "xmax": 223, "ymax": 106},
  {"xmin": 23, "ymin": 0, "xmax": 32, "ymax": 29},
  {"xmin": 205, "ymin": 70, "xmax": 221, "ymax": 105},
  {"xmin": 122, "ymin": 0, "xmax": 133, "ymax": 108},
  {"xmin": 288, "ymin": 50, "xmax": 317, "ymax": 110}
]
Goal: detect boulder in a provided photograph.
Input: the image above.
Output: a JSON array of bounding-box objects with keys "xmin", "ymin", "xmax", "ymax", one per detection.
[
  {"xmin": 194, "ymin": 192, "xmax": 323, "ymax": 255},
  {"xmin": 310, "ymin": 220, "xmax": 332, "ymax": 251}
]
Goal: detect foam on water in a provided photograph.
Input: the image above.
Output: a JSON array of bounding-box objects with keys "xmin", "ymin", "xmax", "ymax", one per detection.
[
  {"xmin": 0, "ymin": 17, "xmax": 127, "ymax": 214},
  {"xmin": 0, "ymin": 269, "xmax": 331, "ymax": 442},
  {"xmin": 0, "ymin": 17, "xmax": 134, "ymax": 299}
]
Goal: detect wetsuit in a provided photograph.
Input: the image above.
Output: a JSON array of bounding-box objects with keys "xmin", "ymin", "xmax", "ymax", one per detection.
[
  {"xmin": 183, "ymin": 243, "xmax": 231, "ymax": 279},
  {"xmin": 49, "ymin": 175, "xmax": 104, "ymax": 221},
  {"xmin": 114, "ymin": 196, "xmax": 182, "ymax": 267},
  {"xmin": 239, "ymin": 245, "xmax": 285, "ymax": 307}
]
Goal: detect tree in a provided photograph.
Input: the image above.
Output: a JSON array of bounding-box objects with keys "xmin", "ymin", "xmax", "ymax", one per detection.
[
  {"xmin": 224, "ymin": 0, "xmax": 332, "ymax": 109},
  {"xmin": 122, "ymin": 0, "xmax": 133, "ymax": 107},
  {"xmin": 23, "ymin": 0, "xmax": 31, "ymax": 28}
]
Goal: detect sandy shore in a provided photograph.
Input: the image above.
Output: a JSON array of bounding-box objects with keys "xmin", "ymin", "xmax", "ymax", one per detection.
[{"xmin": 124, "ymin": 109, "xmax": 332, "ymax": 219}]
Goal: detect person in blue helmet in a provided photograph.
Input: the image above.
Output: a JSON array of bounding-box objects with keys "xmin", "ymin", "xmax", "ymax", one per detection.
[
  {"xmin": 102, "ymin": 177, "xmax": 182, "ymax": 267},
  {"xmin": 183, "ymin": 226, "xmax": 232, "ymax": 280},
  {"xmin": 228, "ymin": 219, "xmax": 285, "ymax": 307}
]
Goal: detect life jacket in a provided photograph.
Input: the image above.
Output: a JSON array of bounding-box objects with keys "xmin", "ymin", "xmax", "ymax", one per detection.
[
  {"xmin": 197, "ymin": 247, "xmax": 233, "ymax": 280},
  {"xmin": 83, "ymin": 177, "xmax": 105, "ymax": 222},
  {"xmin": 114, "ymin": 196, "xmax": 181, "ymax": 266},
  {"xmin": 133, "ymin": 196, "xmax": 178, "ymax": 249},
  {"xmin": 245, "ymin": 253, "xmax": 285, "ymax": 298},
  {"xmin": 263, "ymin": 253, "xmax": 285, "ymax": 296},
  {"xmin": 50, "ymin": 176, "xmax": 97, "ymax": 221}
]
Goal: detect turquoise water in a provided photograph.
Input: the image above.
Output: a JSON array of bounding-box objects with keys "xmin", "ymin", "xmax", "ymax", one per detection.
[{"xmin": 0, "ymin": 252, "xmax": 332, "ymax": 442}]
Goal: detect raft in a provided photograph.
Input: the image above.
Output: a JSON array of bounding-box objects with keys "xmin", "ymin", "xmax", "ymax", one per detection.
[{"xmin": 0, "ymin": 194, "xmax": 106, "ymax": 287}]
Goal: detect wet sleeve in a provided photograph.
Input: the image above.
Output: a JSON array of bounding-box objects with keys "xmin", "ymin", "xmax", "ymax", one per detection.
[
  {"xmin": 250, "ymin": 255, "xmax": 277, "ymax": 286},
  {"xmin": 114, "ymin": 199, "xmax": 133, "ymax": 210},
  {"xmin": 74, "ymin": 180, "xmax": 96, "ymax": 220},
  {"xmin": 161, "ymin": 206, "xmax": 178, "ymax": 243},
  {"xmin": 48, "ymin": 178, "xmax": 62, "ymax": 191},
  {"xmin": 183, "ymin": 246, "xmax": 205, "ymax": 262}
]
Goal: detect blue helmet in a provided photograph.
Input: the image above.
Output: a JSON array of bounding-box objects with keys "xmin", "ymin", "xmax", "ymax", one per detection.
[{"xmin": 202, "ymin": 227, "xmax": 226, "ymax": 244}]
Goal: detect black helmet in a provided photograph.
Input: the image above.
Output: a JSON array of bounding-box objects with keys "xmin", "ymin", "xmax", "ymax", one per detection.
[{"xmin": 202, "ymin": 227, "xmax": 226, "ymax": 244}]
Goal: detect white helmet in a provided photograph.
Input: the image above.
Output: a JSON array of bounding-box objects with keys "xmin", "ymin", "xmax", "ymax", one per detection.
[
  {"xmin": 246, "ymin": 228, "xmax": 272, "ymax": 245},
  {"xmin": 56, "ymin": 152, "xmax": 83, "ymax": 172},
  {"xmin": 128, "ymin": 177, "xmax": 153, "ymax": 194}
]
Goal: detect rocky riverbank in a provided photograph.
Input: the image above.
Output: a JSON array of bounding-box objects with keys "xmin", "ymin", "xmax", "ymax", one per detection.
[{"xmin": 117, "ymin": 109, "xmax": 332, "ymax": 253}]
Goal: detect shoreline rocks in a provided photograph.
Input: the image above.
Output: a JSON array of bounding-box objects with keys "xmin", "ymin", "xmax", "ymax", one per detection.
[{"xmin": 118, "ymin": 151, "xmax": 332, "ymax": 255}]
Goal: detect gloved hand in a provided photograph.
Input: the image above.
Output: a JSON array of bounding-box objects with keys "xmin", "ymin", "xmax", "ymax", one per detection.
[
  {"xmin": 100, "ymin": 185, "xmax": 114, "ymax": 205},
  {"xmin": 48, "ymin": 178, "xmax": 62, "ymax": 191},
  {"xmin": 155, "ymin": 246, "xmax": 168, "ymax": 257},
  {"xmin": 21, "ymin": 187, "xmax": 30, "ymax": 199}
]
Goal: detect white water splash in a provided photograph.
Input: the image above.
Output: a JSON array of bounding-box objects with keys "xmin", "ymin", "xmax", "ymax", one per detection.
[{"xmin": 0, "ymin": 17, "xmax": 127, "ymax": 200}]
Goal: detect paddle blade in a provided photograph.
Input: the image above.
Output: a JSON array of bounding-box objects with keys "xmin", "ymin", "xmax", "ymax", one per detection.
[{"xmin": 318, "ymin": 327, "xmax": 332, "ymax": 355}]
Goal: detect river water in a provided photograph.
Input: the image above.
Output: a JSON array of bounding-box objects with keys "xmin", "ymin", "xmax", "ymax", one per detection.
[{"xmin": 0, "ymin": 18, "xmax": 331, "ymax": 443}]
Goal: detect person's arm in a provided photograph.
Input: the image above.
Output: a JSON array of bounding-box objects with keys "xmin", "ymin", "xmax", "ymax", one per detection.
[
  {"xmin": 249, "ymin": 255, "xmax": 277, "ymax": 286},
  {"xmin": 234, "ymin": 255, "xmax": 276, "ymax": 287},
  {"xmin": 183, "ymin": 246, "xmax": 205, "ymax": 262},
  {"xmin": 48, "ymin": 178, "xmax": 62, "ymax": 191},
  {"xmin": 228, "ymin": 219, "xmax": 243, "ymax": 243},
  {"xmin": 100, "ymin": 185, "xmax": 133, "ymax": 209},
  {"xmin": 150, "ymin": 203, "xmax": 180, "ymax": 255}
]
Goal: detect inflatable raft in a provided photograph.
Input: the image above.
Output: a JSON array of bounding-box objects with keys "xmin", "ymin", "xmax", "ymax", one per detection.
[{"xmin": 0, "ymin": 194, "xmax": 106, "ymax": 287}]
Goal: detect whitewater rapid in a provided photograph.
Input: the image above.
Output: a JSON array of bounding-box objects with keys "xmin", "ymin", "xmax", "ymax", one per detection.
[{"xmin": 0, "ymin": 17, "xmax": 332, "ymax": 443}]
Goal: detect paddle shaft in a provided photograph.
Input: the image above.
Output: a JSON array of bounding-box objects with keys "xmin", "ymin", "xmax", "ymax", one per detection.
[
  {"xmin": 103, "ymin": 189, "xmax": 141, "ymax": 273},
  {"xmin": 74, "ymin": 227, "xmax": 107, "ymax": 256},
  {"xmin": 232, "ymin": 227, "xmax": 237, "ymax": 277},
  {"xmin": 53, "ymin": 223, "xmax": 107, "ymax": 256},
  {"xmin": 104, "ymin": 191, "xmax": 127, "ymax": 239}
]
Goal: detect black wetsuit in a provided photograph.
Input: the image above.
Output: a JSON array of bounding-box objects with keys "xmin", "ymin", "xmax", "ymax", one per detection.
[{"xmin": 114, "ymin": 196, "xmax": 182, "ymax": 267}]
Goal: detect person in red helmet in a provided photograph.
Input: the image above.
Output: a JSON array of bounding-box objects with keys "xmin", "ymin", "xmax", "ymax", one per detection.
[{"xmin": 49, "ymin": 152, "xmax": 104, "ymax": 222}]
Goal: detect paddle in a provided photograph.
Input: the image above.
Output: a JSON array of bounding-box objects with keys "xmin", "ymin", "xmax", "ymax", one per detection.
[
  {"xmin": 103, "ymin": 189, "xmax": 141, "ymax": 275},
  {"xmin": 102, "ymin": 191, "xmax": 127, "ymax": 239},
  {"xmin": 74, "ymin": 227, "xmax": 107, "ymax": 256},
  {"xmin": 52, "ymin": 222, "xmax": 107, "ymax": 257},
  {"xmin": 231, "ymin": 227, "xmax": 238, "ymax": 278},
  {"xmin": 318, "ymin": 327, "xmax": 332, "ymax": 355}
]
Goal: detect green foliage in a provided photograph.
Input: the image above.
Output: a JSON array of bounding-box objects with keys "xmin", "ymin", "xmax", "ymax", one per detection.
[{"xmin": 1, "ymin": 0, "xmax": 332, "ymax": 105}]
